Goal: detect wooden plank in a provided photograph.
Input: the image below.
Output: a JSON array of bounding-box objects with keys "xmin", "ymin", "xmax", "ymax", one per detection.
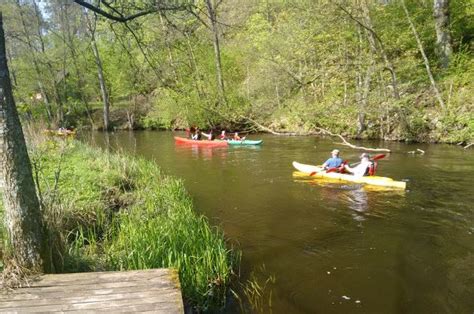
[
  {"xmin": 0, "ymin": 289, "xmax": 180, "ymax": 307},
  {"xmin": 0, "ymin": 283, "xmax": 175, "ymax": 301},
  {"xmin": 0, "ymin": 268, "xmax": 184, "ymax": 313},
  {"xmin": 33, "ymin": 269, "xmax": 176, "ymax": 285},
  {"xmin": 0, "ymin": 280, "xmax": 173, "ymax": 299}
]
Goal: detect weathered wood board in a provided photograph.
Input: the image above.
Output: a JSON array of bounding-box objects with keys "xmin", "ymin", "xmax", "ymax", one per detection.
[{"xmin": 0, "ymin": 268, "xmax": 184, "ymax": 313}]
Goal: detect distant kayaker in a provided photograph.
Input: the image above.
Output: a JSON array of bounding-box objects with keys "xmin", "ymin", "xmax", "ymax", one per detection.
[
  {"xmin": 233, "ymin": 132, "xmax": 246, "ymax": 141},
  {"xmin": 202, "ymin": 129, "xmax": 216, "ymax": 140},
  {"xmin": 187, "ymin": 126, "xmax": 196, "ymax": 139},
  {"xmin": 219, "ymin": 130, "xmax": 227, "ymax": 140},
  {"xmin": 192, "ymin": 128, "xmax": 202, "ymax": 140},
  {"xmin": 321, "ymin": 149, "xmax": 343, "ymax": 170},
  {"xmin": 344, "ymin": 153, "xmax": 372, "ymax": 178}
]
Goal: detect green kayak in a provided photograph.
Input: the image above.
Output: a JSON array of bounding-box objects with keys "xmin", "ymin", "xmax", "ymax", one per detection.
[{"xmin": 226, "ymin": 139, "xmax": 263, "ymax": 145}]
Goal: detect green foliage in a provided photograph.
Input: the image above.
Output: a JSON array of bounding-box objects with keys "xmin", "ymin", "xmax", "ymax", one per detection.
[
  {"xmin": 2, "ymin": 0, "xmax": 473, "ymax": 142},
  {"xmin": 4, "ymin": 139, "xmax": 238, "ymax": 311}
]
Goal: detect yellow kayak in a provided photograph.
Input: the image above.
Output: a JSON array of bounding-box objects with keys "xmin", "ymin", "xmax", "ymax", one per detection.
[{"xmin": 292, "ymin": 161, "xmax": 406, "ymax": 190}]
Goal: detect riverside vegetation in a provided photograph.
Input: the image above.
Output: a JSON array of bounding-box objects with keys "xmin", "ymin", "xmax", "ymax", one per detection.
[
  {"xmin": 0, "ymin": 136, "xmax": 238, "ymax": 311},
  {"xmin": 1, "ymin": 0, "xmax": 472, "ymax": 143}
]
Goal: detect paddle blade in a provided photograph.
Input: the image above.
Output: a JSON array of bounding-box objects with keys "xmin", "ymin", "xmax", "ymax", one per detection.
[
  {"xmin": 309, "ymin": 165, "xmax": 325, "ymax": 176},
  {"xmin": 373, "ymin": 154, "xmax": 386, "ymax": 161}
]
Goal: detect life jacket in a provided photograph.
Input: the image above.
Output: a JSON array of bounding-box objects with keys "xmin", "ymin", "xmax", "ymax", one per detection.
[{"xmin": 367, "ymin": 160, "xmax": 377, "ymax": 176}]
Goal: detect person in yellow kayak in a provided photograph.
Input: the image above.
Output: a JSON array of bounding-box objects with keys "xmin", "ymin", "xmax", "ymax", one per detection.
[
  {"xmin": 344, "ymin": 153, "xmax": 373, "ymax": 177},
  {"xmin": 321, "ymin": 149, "xmax": 343, "ymax": 170}
]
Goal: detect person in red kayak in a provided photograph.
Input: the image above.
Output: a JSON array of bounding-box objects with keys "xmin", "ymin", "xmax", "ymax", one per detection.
[
  {"xmin": 321, "ymin": 149, "xmax": 343, "ymax": 170},
  {"xmin": 191, "ymin": 128, "xmax": 202, "ymax": 140},
  {"xmin": 219, "ymin": 130, "xmax": 227, "ymax": 140},
  {"xmin": 344, "ymin": 153, "xmax": 373, "ymax": 178},
  {"xmin": 186, "ymin": 126, "xmax": 196, "ymax": 139},
  {"xmin": 202, "ymin": 129, "xmax": 216, "ymax": 140}
]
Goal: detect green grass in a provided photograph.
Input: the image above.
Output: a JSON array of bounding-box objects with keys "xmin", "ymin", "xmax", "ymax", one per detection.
[{"xmin": 2, "ymin": 139, "xmax": 238, "ymax": 311}]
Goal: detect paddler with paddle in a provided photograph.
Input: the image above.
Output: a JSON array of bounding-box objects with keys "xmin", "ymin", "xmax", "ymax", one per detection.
[{"xmin": 321, "ymin": 149, "xmax": 343, "ymax": 170}]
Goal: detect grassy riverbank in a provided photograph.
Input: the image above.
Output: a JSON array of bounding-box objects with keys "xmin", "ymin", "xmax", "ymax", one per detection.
[{"xmin": 1, "ymin": 138, "xmax": 238, "ymax": 311}]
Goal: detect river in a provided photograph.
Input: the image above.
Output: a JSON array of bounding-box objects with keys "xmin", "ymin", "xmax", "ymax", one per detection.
[{"xmin": 84, "ymin": 131, "xmax": 474, "ymax": 313}]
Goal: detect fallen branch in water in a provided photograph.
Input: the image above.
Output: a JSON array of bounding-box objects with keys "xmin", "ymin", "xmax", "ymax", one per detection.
[
  {"xmin": 242, "ymin": 116, "xmax": 321, "ymax": 136},
  {"xmin": 241, "ymin": 117, "xmax": 391, "ymax": 151},
  {"xmin": 314, "ymin": 127, "xmax": 391, "ymax": 152},
  {"xmin": 408, "ymin": 148, "xmax": 425, "ymax": 154},
  {"xmin": 464, "ymin": 143, "xmax": 473, "ymax": 149}
]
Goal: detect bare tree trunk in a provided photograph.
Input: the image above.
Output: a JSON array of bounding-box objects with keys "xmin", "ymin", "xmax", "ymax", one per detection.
[
  {"xmin": 62, "ymin": 5, "xmax": 94, "ymax": 128},
  {"xmin": 360, "ymin": 0, "xmax": 400, "ymax": 99},
  {"xmin": 159, "ymin": 13, "xmax": 180, "ymax": 85},
  {"xmin": 0, "ymin": 13, "xmax": 47, "ymax": 273},
  {"xmin": 433, "ymin": 0, "xmax": 452, "ymax": 68},
  {"xmin": 401, "ymin": 0, "xmax": 446, "ymax": 110},
  {"xmin": 32, "ymin": 0, "xmax": 64, "ymax": 125},
  {"xmin": 85, "ymin": 13, "xmax": 110, "ymax": 131},
  {"xmin": 205, "ymin": 0, "xmax": 226, "ymax": 105},
  {"xmin": 16, "ymin": 0, "xmax": 53, "ymax": 122},
  {"xmin": 91, "ymin": 37, "xmax": 110, "ymax": 131},
  {"xmin": 357, "ymin": 61, "xmax": 374, "ymax": 137},
  {"xmin": 184, "ymin": 32, "xmax": 206, "ymax": 99}
]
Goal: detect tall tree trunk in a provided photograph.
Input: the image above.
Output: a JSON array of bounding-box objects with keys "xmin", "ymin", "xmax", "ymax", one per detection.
[
  {"xmin": 433, "ymin": 0, "xmax": 452, "ymax": 68},
  {"xmin": 91, "ymin": 36, "xmax": 110, "ymax": 131},
  {"xmin": 32, "ymin": 0, "xmax": 64, "ymax": 125},
  {"xmin": 339, "ymin": 2, "xmax": 400, "ymax": 99},
  {"xmin": 360, "ymin": 0, "xmax": 400, "ymax": 99},
  {"xmin": 85, "ymin": 13, "xmax": 110, "ymax": 131},
  {"xmin": 16, "ymin": 0, "xmax": 53, "ymax": 122},
  {"xmin": 63, "ymin": 4, "xmax": 94, "ymax": 128},
  {"xmin": 205, "ymin": 0, "xmax": 225, "ymax": 105},
  {"xmin": 401, "ymin": 0, "xmax": 446, "ymax": 110},
  {"xmin": 0, "ymin": 13, "xmax": 47, "ymax": 273},
  {"xmin": 159, "ymin": 13, "xmax": 180, "ymax": 86},
  {"xmin": 357, "ymin": 61, "xmax": 374, "ymax": 137},
  {"xmin": 184, "ymin": 32, "xmax": 206, "ymax": 99}
]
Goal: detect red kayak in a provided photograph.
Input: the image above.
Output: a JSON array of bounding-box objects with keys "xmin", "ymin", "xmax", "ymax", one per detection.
[{"xmin": 174, "ymin": 136, "xmax": 228, "ymax": 147}]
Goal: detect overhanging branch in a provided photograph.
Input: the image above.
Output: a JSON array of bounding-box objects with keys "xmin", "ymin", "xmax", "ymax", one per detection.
[{"xmin": 73, "ymin": 0, "xmax": 189, "ymax": 22}]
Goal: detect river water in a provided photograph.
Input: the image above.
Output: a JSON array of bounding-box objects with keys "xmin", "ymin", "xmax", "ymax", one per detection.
[{"xmin": 85, "ymin": 131, "xmax": 474, "ymax": 313}]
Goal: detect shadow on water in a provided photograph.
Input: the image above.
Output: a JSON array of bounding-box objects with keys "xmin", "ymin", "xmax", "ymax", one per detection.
[{"xmin": 82, "ymin": 131, "xmax": 474, "ymax": 313}]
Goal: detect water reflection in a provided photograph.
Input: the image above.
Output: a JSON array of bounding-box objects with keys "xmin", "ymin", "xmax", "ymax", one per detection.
[
  {"xmin": 346, "ymin": 187, "xmax": 369, "ymax": 221},
  {"xmin": 174, "ymin": 145, "xmax": 228, "ymax": 160}
]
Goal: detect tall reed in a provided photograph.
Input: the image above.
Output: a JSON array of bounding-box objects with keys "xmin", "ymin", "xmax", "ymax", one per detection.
[{"xmin": 1, "ymin": 138, "xmax": 238, "ymax": 311}]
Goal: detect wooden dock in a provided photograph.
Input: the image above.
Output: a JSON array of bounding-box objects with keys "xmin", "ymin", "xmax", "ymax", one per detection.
[{"xmin": 0, "ymin": 268, "xmax": 184, "ymax": 313}]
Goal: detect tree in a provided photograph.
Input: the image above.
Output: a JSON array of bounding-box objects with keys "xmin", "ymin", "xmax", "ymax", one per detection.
[
  {"xmin": 205, "ymin": 0, "xmax": 226, "ymax": 106},
  {"xmin": 0, "ymin": 12, "xmax": 48, "ymax": 273},
  {"xmin": 433, "ymin": 0, "xmax": 452, "ymax": 68},
  {"xmin": 401, "ymin": 0, "xmax": 445, "ymax": 110},
  {"xmin": 85, "ymin": 11, "xmax": 110, "ymax": 131},
  {"xmin": 15, "ymin": 0, "xmax": 53, "ymax": 122}
]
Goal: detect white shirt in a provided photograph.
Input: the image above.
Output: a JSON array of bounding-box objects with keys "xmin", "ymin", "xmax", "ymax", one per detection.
[{"xmin": 351, "ymin": 159, "xmax": 371, "ymax": 178}]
